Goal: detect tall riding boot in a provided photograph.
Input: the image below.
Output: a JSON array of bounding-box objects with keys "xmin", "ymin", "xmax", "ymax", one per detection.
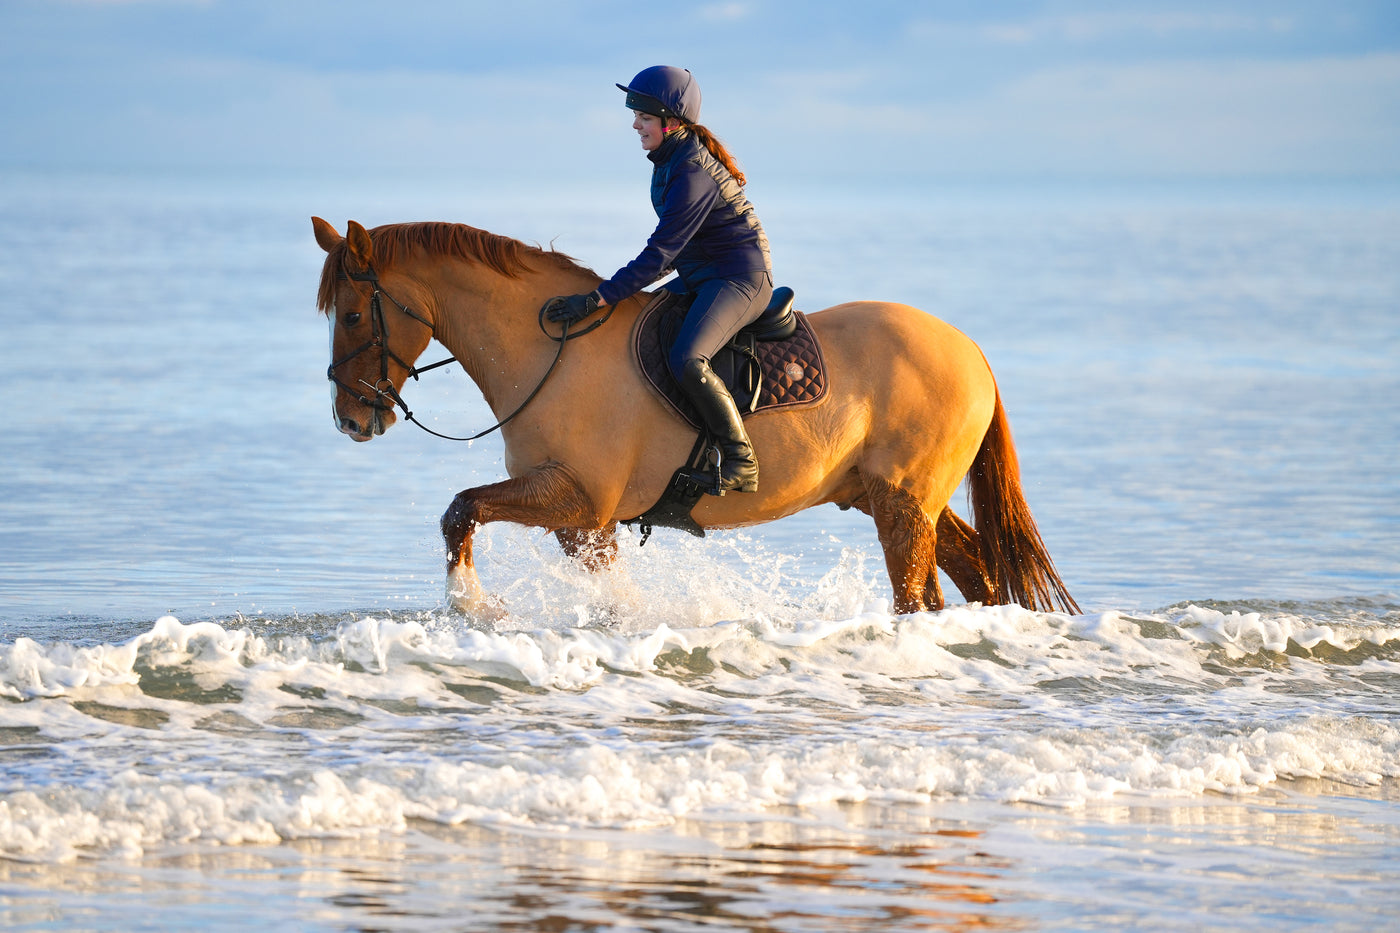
[{"xmin": 679, "ymin": 358, "xmax": 759, "ymax": 494}]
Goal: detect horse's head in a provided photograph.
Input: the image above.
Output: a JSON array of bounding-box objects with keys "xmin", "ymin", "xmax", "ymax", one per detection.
[{"xmin": 313, "ymin": 217, "xmax": 435, "ymax": 442}]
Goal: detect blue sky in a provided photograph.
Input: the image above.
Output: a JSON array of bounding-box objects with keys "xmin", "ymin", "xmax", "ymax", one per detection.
[{"xmin": 1, "ymin": 0, "xmax": 1397, "ymax": 183}]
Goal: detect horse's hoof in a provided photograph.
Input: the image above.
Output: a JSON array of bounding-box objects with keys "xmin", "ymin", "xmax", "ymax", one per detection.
[
  {"xmin": 446, "ymin": 567, "xmax": 508, "ymax": 621},
  {"xmin": 446, "ymin": 588, "xmax": 508, "ymax": 622},
  {"xmin": 463, "ymin": 597, "xmax": 508, "ymax": 623}
]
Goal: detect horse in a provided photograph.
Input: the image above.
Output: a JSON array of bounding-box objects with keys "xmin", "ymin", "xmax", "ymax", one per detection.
[{"xmin": 312, "ymin": 217, "xmax": 1079, "ymax": 618}]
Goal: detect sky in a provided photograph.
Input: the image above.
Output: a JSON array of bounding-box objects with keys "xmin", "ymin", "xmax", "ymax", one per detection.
[{"xmin": 1, "ymin": 0, "xmax": 1397, "ymax": 185}]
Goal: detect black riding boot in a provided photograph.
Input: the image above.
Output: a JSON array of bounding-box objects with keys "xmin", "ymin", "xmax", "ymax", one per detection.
[{"xmin": 679, "ymin": 358, "xmax": 759, "ymax": 494}]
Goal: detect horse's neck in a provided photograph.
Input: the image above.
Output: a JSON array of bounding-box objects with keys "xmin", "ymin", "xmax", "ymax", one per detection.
[{"xmin": 430, "ymin": 262, "xmax": 600, "ymax": 411}]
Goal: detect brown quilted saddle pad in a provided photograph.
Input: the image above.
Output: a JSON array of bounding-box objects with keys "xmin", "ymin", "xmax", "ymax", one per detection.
[{"xmin": 632, "ymin": 289, "xmax": 827, "ymax": 430}]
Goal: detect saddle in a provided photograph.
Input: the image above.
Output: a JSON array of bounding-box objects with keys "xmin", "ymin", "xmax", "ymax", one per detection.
[
  {"xmin": 632, "ymin": 286, "xmax": 827, "ymax": 429},
  {"xmin": 624, "ymin": 286, "xmax": 828, "ymax": 542}
]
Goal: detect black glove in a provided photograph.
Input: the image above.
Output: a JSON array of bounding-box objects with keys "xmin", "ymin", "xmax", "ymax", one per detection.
[{"xmin": 545, "ymin": 291, "xmax": 601, "ymax": 324}]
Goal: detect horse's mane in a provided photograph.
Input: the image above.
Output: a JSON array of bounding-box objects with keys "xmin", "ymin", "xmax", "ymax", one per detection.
[{"xmin": 317, "ymin": 221, "xmax": 594, "ymax": 313}]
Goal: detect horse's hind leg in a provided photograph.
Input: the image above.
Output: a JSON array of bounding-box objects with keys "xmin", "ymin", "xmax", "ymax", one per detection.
[
  {"xmin": 555, "ymin": 524, "xmax": 618, "ymax": 571},
  {"xmin": 935, "ymin": 508, "xmax": 993, "ymax": 605},
  {"xmin": 440, "ymin": 461, "xmax": 600, "ymax": 615},
  {"xmin": 863, "ymin": 475, "xmax": 942, "ymax": 614}
]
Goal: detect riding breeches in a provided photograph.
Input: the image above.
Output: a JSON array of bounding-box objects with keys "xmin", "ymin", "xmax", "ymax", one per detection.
[{"xmin": 666, "ymin": 271, "xmax": 774, "ymax": 379}]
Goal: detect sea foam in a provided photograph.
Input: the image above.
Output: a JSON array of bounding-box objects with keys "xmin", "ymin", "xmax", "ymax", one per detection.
[{"xmin": 2, "ymin": 604, "xmax": 1397, "ymax": 861}]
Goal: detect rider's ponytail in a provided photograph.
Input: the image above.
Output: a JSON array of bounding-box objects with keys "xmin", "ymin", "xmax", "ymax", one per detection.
[{"xmin": 686, "ymin": 123, "xmax": 747, "ymax": 188}]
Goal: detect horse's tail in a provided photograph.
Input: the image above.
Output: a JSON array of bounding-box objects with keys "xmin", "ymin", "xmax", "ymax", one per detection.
[{"xmin": 967, "ymin": 389, "xmax": 1081, "ymax": 614}]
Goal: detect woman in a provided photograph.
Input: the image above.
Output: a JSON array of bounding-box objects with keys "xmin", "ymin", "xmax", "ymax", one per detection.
[{"xmin": 548, "ymin": 65, "xmax": 773, "ymax": 494}]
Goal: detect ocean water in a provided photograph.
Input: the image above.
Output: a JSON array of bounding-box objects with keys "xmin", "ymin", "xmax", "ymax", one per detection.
[{"xmin": 1, "ymin": 169, "xmax": 1398, "ymax": 930}]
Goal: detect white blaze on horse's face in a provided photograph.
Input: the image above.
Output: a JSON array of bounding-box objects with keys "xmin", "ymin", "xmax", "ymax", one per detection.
[{"xmin": 327, "ymin": 308, "xmax": 340, "ymax": 424}]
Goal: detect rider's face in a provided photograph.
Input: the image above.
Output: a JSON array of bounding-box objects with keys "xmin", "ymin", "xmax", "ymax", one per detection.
[{"xmin": 633, "ymin": 111, "xmax": 670, "ymax": 151}]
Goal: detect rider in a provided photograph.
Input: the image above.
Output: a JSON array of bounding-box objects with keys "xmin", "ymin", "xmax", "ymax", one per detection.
[{"xmin": 548, "ymin": 65, "xmax": 773, "ymax": 495}]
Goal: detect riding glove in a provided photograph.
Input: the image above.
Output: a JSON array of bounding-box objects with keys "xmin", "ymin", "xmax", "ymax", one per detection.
[{"xmin": 546, "ymin": 291, "xmax": 602, "ymax": 323}]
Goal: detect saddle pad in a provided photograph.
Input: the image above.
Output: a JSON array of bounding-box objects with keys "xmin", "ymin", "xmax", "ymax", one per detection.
[{"xmin": 632, "ymin": 290, "xmax": 828, "ymax": 430}]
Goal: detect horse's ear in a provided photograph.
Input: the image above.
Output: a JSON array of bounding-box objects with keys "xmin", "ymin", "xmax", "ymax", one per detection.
[
  {"xmin": 312, "ymin": 216, "xmax": 342, "ymax": 253},
  {"xmin": 346, "ymin": 220, "xmax": 373, "ymax": 270}
]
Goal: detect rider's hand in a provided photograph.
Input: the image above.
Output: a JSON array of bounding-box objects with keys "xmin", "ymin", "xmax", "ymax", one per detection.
[{"xmin": 545, "ymin": 291, "xmax": 602, "ymax": 323}]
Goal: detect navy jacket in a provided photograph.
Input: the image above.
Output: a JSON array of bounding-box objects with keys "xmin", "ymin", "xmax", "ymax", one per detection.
[{"xmin": 597, "ymin": 129, "xmax": 771, "ymax": 307}]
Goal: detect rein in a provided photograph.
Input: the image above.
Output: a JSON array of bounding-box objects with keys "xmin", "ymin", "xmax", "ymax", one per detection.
[{"xmin": 326, "ymin": 266, "xmax": 613, "ymax": 442}]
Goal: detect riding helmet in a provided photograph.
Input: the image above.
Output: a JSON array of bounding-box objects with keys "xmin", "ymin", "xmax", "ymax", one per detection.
[{"xmin": 616, "ymin": 66, "xmax": 701, "ymax": 124}]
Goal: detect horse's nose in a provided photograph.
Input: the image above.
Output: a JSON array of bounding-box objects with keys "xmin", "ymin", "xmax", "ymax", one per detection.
[{"xmin": 337, "ymin": 412, "xmax": 386, "ymax": 440}]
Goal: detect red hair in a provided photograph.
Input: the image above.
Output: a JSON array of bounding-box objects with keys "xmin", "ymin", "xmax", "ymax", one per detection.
[{"xmin": 675, "ymin": 121, "xmax": 747, "ymax": 187}]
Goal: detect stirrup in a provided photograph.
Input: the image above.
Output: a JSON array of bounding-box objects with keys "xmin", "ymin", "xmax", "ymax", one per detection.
[
  {"xmin": 684, "ymin": 443, "xmax": 758, "ymax": 497},
  {"xmin": 684, "ymin": 443, "xmax": 727, "ymax": 497}
]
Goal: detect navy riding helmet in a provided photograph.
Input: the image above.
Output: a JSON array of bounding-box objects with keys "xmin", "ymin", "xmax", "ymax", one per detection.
[{"xmin": 617, "ymin": 66, "xmax": 701, "ymax": 124}]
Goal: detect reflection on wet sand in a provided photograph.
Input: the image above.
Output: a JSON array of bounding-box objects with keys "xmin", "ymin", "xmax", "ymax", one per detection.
[
  {"xmin": 2, "ymin": 789, "xmax": 1397, "ymax": 930},
  {"xmin": 420, "ymin": 806, "xmax": 1023, "ymax": 932},
  {"xmin": 0, "ymin": 804, "xmax": 1019, "ymax": 931}
]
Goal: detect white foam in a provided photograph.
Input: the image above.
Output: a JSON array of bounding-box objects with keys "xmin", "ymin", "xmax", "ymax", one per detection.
[
  {"xmin": 3, "ymin": 711, "xmax": 1395, "ymax": 862},
  {"xmin": 2, "ymin": 604, "xmax": 1397, "ymax": 861},
  {"xmin": 1172, "ymin": 603, "xmax": 1400, "ymax": 657}
]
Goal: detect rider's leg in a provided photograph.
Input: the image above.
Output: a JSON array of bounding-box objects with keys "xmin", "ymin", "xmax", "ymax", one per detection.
[
  {"xmin": 667, "ymin": 273, "xmax": 772, "ymax": 495},
  {"xmin": 679, "ymin": 358, "xmax": 759, "ymax": 493}
]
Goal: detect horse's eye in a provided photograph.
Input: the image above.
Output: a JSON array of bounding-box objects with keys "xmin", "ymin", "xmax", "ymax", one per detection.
[{"xmin": 343, "ymin": 312, "xmax": 362, "ymax": 326}]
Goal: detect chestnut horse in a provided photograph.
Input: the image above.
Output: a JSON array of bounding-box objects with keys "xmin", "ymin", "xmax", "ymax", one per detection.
[{"xmin": 312, "ymin": 217, "xmax": 1078, "ymax": 617}]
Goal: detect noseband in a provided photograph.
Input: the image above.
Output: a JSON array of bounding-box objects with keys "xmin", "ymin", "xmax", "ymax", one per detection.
[{"xmin": 327, "ymin": 265, "xmax": 614, "ymax": 442}]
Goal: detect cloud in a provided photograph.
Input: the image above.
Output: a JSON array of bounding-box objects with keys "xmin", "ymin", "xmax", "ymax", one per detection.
[
  {"xmin": 727, "ymin": 50, "xmax": 1400, "ymax": 181},
  {"xmin": 60, "ymin": 0, "xmax": 211, "ymax": 6},
  {"xmin": 1, "ymin": 0, "xmax": 1397, "ymax": 180},
  {"xmin": 964, "ymin": 11, "xmax": 1299, "ymax": 45},
  {"xmin": 698, "ymin": 2, "xmax": 750, "ymax": 23},
  {"xmin": 971, "ymin": 52, "xmax": 1400, "ymax": 175}
]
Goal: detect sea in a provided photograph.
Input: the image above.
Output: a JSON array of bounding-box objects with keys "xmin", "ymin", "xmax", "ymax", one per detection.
[{"xmin": 1, "ymin": 167, "xmax": 1397, "ymax": 931}]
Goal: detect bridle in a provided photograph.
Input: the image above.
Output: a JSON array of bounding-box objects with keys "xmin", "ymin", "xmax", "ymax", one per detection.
[
  {"xmin": 326, "ymin": 267, "xmax": 432, "ymax": 417},
  {"xmin": 327, "ymin": 265, "xmax": 613, "ymax": 442}
]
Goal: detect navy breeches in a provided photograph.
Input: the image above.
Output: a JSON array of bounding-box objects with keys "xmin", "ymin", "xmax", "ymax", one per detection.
[{"xmin": 666, "ymin": 271, "xmax": 774, "ymax": 379}]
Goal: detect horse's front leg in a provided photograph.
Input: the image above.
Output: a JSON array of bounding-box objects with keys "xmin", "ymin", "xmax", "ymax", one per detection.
[{"xmin": 440, "ymin": 461, "xmax": 600, "ymax": 615}]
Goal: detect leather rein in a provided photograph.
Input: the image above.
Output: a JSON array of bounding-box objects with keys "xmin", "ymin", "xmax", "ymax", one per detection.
[{"xmin": 326, "ymin": 266, "xmax": 613, "ymax": 442}]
